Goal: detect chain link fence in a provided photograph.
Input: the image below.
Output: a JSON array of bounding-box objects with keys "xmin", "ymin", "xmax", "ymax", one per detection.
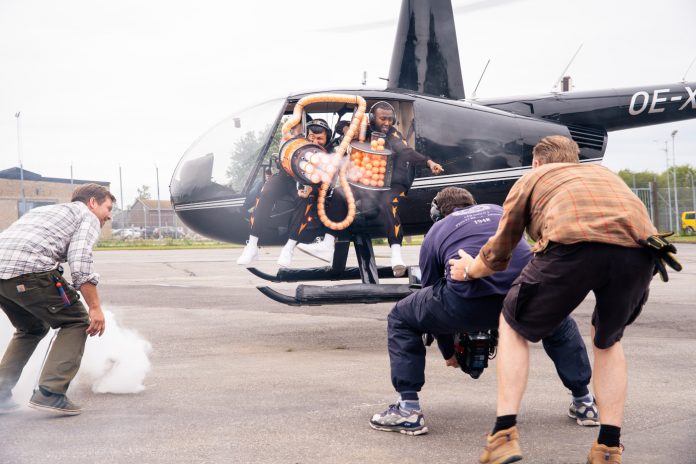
[{"xmin": 632, "ymin": 185, "xmax": 696, "ymax": 234}]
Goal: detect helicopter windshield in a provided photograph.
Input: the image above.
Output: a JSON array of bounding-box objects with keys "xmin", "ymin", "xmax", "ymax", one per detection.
[{"xmin": 170, "ymin": 97, "xmax": 286, "ymax": 203}]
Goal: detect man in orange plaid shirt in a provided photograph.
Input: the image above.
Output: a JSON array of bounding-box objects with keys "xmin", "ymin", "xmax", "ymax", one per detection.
[{"xmin": 450, "ymin": 135, "xmax": 657, "ymax": 464}]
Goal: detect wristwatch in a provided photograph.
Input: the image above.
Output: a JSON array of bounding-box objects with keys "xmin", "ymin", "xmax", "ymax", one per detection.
[{"xmin": 463, "ymin": 263, "xmax": 472, "ymax": 281}]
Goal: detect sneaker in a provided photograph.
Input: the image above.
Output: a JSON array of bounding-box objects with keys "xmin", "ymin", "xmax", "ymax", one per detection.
[
  {"xmin": 479, "ymin": 426, "xmax": 523, "ymax": 464},
  {"xmin": 236, "ymin": 242, "xmax": 259, "ymax": 266},
  {"xmin": 569, "ymin": 399, "xmax": 600, "ymax": 426},
  {"xmin": 0, "ymin": 394, "xmax": 20, "ymax": 414},
  {"xmin": 28, "ymin": 389, "xmax": 82, "ymax": 416},
  {"xmin": 277, "ymin": 245, "xmax": 295, "ymax": 268},
  {"xmin": 369, "ymin": 403, "xmax": 428, "ymax": 435},
  {"xmin": 296, "ymin": 239, "xmax": 334, "ymax": 263},
  {"xmin": 587, "ymin": 442, "xmax": 623, "ymax": 463},
  {"xmin": 390, "ymin": 246, "xmax": 407, "ymax": 277}
]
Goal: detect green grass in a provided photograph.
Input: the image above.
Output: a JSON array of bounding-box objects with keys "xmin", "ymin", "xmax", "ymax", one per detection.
[
  {"xmin": 96, "ymin": 233, "xmax": 693, "ymax": 251},
  {"xmin": 96, "ymin": 239, "xmax": 239, "ymax": 250},
  {"xmin": 672, "ymin": 235, "xmax": 696, "ymax": 244}
]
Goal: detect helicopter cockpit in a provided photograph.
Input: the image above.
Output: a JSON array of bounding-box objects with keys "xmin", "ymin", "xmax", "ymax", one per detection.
[
  {"xmin": 170, "ymin": 97, "xmax": 287, "ymax": 205},
  {"xmin": 170, "ymin": 95, "xmax": 416, "ymax": 210}
]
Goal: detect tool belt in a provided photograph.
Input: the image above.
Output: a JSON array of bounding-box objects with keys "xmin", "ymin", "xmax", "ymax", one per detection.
[{"xmin": 638, "ymin": 233, "xmax": 682, "ymax": 282}]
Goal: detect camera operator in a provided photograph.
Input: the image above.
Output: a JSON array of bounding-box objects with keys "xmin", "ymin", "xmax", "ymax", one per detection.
[{"xmin": 369, "ymin": 187, "xmax": 596, "ymax": 436}]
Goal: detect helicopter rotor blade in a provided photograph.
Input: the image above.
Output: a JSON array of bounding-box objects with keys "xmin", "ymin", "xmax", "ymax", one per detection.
[{"xmin": 312, "ymin": 0, "xmax": 528, "ymax": 33}]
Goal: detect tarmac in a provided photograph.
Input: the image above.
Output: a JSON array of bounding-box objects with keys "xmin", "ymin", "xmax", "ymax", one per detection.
[{"xmin": 1, "ymin": 244, "xmax": 695, "ymax": 464}]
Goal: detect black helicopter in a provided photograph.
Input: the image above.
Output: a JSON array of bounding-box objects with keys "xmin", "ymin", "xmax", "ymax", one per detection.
[{"xmin": 170, "ymin": 0, "xmax": 696, "ymax": 306}]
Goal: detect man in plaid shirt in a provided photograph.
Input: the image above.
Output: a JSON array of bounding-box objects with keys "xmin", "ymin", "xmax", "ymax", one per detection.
[
  {"xmin": 0, "ymin": 183, "xmax": 113, "ymax": 416},
  {"xmin": 450, "ymin": 136, "xmax": 657, "ymax": 464}
]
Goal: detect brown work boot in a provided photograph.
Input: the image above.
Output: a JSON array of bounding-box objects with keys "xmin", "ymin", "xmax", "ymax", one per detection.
[
  {"xmin": 479, "ymin": 426, "xmax": 523, "ymax": 464},
  {"xmin": 587, "ymin": 442, "xmax": 623, "ymax": 463}
]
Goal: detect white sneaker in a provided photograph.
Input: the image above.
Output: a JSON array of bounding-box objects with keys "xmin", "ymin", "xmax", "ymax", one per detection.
[
  {"xmin": 277, "ymin": 245, "xmax": 295, "ymax": 268},
  {"xmin": 297, "ymin": 239, "xmax": 335, "ymax": 263},
  {"xmin": 236, "ymin": 243, "xmax": 259, "ymax": 266},
  {"xmin": 391, "ymin": 245, "xmax": 407, "ymax": 277}
]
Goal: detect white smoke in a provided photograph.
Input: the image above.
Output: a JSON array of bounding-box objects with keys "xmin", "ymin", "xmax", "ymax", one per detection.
[
  {"xmin": 79, "ymin": 310, "xmax": 152, "ymax": 394},
  {"xmin": 0, "ymin": 309, "xmax": 151, "ymax": 401}
]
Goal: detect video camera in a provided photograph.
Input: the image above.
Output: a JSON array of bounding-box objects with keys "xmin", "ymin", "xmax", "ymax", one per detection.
[{"xmin": 454, "ymin": 330, "xmax": 498, "ymax": 379}]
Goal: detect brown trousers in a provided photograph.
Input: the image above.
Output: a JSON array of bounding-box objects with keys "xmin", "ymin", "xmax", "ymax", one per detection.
[{"xmin": 0, "ymin": 269, "xmax": 88, "ymax": 395}]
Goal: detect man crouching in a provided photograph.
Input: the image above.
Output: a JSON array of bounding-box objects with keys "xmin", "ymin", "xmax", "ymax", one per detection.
[{"xmin": 369, "ymin": 186, "xmax": 596, "ymax": 437}]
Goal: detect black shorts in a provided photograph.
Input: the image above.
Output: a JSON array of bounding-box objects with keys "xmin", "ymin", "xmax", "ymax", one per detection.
[{"xmin": 501, "ymin": 242, "xmax": 653, "ymax": 348}]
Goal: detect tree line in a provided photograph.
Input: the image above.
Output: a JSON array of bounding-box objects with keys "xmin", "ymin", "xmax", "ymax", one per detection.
[{"xmin": 618, "ymin": 165, "xmax": 696, "ymax": 189}]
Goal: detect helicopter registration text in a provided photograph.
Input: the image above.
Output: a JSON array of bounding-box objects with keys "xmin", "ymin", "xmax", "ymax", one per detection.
[{"xmin": 629, "ymin": 86, "xmax": 696, "ymax": 115}]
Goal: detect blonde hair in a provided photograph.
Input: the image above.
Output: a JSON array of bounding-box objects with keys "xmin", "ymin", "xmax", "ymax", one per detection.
[{"xmin": 532, "ymin": 135, "xmax": 580, "ymax": 164}]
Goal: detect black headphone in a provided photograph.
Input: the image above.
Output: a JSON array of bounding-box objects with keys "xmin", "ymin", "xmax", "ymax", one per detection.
[
  {"xmin": 430, "ymin": 197, "xmax": 442, "ymax": 223},
  {"xmin": 368, "ymin": 101, "xmax": 397, "ymax": 128},
  {"xmin": 430, "ymin": 193, "xmax": 477, "ymax": 222}
]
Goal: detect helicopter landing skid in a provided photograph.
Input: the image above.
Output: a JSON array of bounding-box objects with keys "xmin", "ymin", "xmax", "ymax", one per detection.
[
  {"xmin": 252, "ymin": 232, "xmax": 418, "ymax": 306},
  {"xmin": 257, "ymin": 283, "xmax": 414, "ymax": 306},
  {"xmin": 246, "ymin": 265, "xmax": 396, "ymax": 283}
]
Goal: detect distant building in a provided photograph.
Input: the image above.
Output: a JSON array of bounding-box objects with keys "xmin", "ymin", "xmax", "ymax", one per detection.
[
  {"xmin": 0, "ymin": 167, "xmax": 112, "ymax": 238},
  {"xmin": 128, "ymin": 198, "xmax": 177, "ymax": 229}
]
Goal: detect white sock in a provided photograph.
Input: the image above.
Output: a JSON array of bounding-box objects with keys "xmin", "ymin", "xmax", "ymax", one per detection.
[
  {"xmin": 283, "ymin": 239, "xmax": 297, "ymax": 251},
  {"xmin": 247, "ymin": 235, "xmax": 259, "ymax": 247},
  {"xmin": 391, "ymin": 244, "xmax": 402, "ymax": 256},
  {"xmin": 323, "ymin": 234, "xmax": 335, "ymax": 246}
]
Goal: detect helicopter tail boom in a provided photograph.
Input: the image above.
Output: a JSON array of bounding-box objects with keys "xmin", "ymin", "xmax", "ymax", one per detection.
[{"xmin": 478, "ymin": 82, "xmax": 696, "ymax": 132}]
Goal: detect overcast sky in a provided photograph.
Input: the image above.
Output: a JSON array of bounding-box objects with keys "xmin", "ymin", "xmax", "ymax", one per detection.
[{"xmin": 1, "ymin": 0, "xmax": 695, "ymax": 208}]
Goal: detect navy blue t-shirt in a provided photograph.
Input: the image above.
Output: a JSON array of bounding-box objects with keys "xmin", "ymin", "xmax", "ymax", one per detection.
[{"xmin": 419, "ymin": 204, "xmax": 531, "ymax": 299}]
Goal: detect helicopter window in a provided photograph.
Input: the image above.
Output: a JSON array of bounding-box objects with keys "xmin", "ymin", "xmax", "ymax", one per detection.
[
  {"xmin": 247, "ymin": 106, "xmax": 350, "ymax": 187},
  {"xmin": 170, "ymin": 98, "xmax": 286, "ymax": 204}
]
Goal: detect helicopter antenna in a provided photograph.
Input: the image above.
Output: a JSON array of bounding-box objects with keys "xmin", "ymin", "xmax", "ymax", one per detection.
[
  {"xmin": 552, "ymin": 44, "xmax": 583, "ymax": 92},
  {"xmin": 682, "ymin": 55, "xmax": 696, "ymax": 82},
  {"xmin": 471, "ymin": 59, "xmax": 491, "ymax": 100}
]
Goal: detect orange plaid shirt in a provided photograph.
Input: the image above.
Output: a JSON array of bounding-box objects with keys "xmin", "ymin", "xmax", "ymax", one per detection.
[{"xmin": 480, "ymin": 163, "xmax": 657, "ymax": 271}]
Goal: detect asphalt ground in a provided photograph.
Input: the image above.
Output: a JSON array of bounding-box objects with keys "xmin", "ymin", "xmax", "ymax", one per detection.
[{"xmin": 1, "ymin": 244, "xmax": 695, "ymax": 464}]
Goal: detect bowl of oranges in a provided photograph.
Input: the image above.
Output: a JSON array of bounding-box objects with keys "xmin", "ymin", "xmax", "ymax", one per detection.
[{"xmin": 347, "ymin": 139, "xmax": 393, "ymax": 190}]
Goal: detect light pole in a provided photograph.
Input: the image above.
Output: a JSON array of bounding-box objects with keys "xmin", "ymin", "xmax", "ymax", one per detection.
[
  {"xmin": 155, "ymin": 165, "xmax": 162, "ymax": 233},
  {"xmin": 688, "ymin": 172, "xmax": 696, "ymax": 217},
  {"xmin": 119, "ymin": 165, "xmax": 127, "ymax": 228},
  {"xmin": 15, "ymin": 112, "xmax": 27, "ymax": 217},
  {"xmin": 660, "ymin": 141, "xmax": 673, "ymax": 231},
  {"xmin": 671, "ymin": 130, "xmax": 679, "ymax": 232}
]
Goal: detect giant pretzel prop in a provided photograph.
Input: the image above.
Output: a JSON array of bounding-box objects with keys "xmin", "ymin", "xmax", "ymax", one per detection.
[{"xmin": 281, "ymin": 94, "xmax": 368, "ymax": 231}]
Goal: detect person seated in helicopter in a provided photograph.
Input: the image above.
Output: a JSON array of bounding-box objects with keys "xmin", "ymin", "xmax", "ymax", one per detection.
[
  {"xmin": 329, "ymin": 119, "xmax": 351, "ymax": 150},
  {"xmin": 236, "ymin": 118, "xmax": 333, "ymax": 267},
  {"xmin": 298, "ymin": 101, "xmax": 444, "ymax": 276},
  {"xmin": 294, "ymin": 119, "xmax": 352, "ymax": 263}
]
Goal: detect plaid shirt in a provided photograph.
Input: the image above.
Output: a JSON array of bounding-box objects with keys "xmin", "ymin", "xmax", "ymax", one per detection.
[
  {"xmin": 0, "ymin": 202, "xmax": 101, "ymax": 288},
  {"xmin": 480, "ymin": 163, "xmax": 657, "ymax": 271}
]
